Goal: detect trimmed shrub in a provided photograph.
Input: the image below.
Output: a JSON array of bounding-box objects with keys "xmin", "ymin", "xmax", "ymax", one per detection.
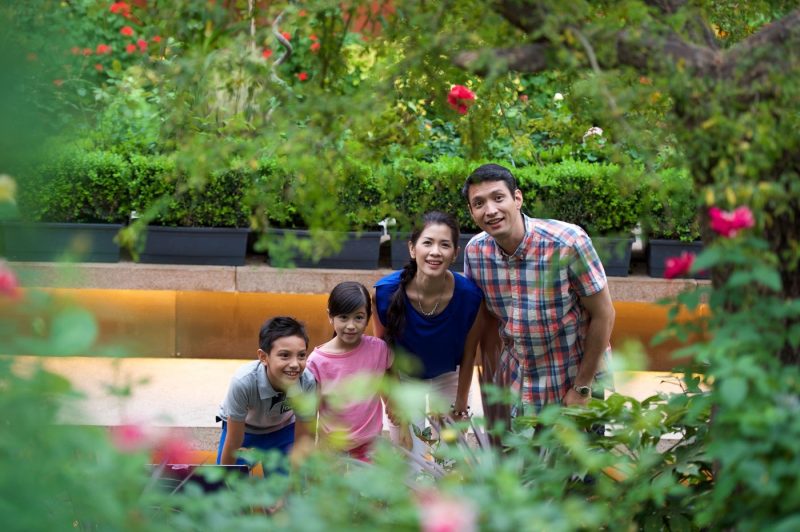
[
  {"xmin": 17, "ymin": 148, "xmax": 132, "ymax": 224},
  {"xmin": 642, "ymin": 167, "xmax": 701, "ymax": 242}
]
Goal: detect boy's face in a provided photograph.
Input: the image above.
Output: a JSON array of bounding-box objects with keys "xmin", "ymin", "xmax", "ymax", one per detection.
[
  {"xmin": 258, "ymin": 335, "xmax": 308, "ymax": 392},
  {"xmin": 467, "ymin": 180, "xmax": 524, "ymax": 245}
]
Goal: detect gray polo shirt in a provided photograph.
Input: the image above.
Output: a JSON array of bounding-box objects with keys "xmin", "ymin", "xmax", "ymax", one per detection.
[{"xmin": 218, "ymin": 360, "xmax": 316, "ymax": 435}]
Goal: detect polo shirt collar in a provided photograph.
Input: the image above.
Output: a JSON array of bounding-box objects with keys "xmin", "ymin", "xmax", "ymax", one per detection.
[{"xmin": 256, "ymin": 361, "xmax": 283, "ymax": 400}]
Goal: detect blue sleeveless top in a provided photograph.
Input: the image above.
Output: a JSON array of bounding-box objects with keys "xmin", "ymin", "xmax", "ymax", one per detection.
[{"xmin": 374, "ymin": 270, "xmax": 483, "ymax": 379}]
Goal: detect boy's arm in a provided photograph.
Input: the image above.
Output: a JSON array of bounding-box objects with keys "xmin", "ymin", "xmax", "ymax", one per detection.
[{"xmin": 219, "ymin": 419, "xmax": 245, "ymax": 465}]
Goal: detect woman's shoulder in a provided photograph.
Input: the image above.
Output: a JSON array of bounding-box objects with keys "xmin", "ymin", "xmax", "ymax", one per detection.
[
  {"xmin": 374, "ymin": 270, "xmax": 402, "ymax": 289},
  {"xmin": 453, "ymin": 272, "xmax": 483, "ymax": 298}
]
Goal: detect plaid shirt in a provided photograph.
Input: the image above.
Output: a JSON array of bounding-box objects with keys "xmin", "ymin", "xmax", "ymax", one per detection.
[{"xmin": 464, "ymin": 215, "xmax": 611, "ymax": 412}]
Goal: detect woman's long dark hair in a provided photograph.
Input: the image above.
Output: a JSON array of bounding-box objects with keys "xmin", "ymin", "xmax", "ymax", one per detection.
[
  {"xmin": 328, "ymin": 281, "xmax": 372, "ymax": 337},
  {"xmin": 383, "ymin": 211, "xmax": 460, "ymax": 345}
]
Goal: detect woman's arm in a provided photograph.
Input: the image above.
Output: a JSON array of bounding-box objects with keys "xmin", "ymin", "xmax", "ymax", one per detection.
[
  {"xmin": 372, "ymin": 289, "xmax": 386, "ymax": 339},
  {"xmin": 219, "ymin": 419, "xmax": 245, "ymax": 465},
  {"xmin": 453, "ymin": 302, "xmax": 487, "ymax": 417}
]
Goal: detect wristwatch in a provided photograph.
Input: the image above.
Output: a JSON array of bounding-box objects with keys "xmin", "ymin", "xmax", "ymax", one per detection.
[{"xmin": 573, "ymin": 385, "xmax": 592, "ymax": 398}]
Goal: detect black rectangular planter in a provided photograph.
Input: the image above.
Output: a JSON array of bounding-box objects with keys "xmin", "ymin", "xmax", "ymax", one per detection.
[
  {"xmin": 390, "ymin": 232, "xmax": 476, "ymax": 272},
  {"xmin": 646, "ymin": 239, "xmax": 708, "ymax": 279},
  {"xmin": 593, "ymin": 237, "xmax": 634, "ymax": 277},
  {"xmin": 267, "ymin": 229, "xmax": 381, "ymax": 270},
  {"xmin": 139, "ymin": 226, "xmax": 249, "ymax": 266},
  {"xmin": 1, "ymin": 222, "xmax": 122, "ymax": 262}
]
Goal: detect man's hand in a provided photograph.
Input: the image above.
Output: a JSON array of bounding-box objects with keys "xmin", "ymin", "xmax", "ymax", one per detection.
[{"xmin": 562, "ymin": 387, "xmax": 590, "ymax": 407}]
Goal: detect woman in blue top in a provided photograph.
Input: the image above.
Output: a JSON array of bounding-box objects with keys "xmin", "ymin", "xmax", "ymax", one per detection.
[{"xmin": 373, "ymin": 211, "xmax": 485, "ymax": 457}]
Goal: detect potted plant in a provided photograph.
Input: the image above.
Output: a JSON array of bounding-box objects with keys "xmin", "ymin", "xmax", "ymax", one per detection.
[
  {"xmin": 642, "ymin": 168, "xmax": 707, "ymax": 279},
  {"xmin": 256, "ymin": 157, "xmax": 385, "ymax": 269},
  {"xmin": 127, "ymin": 154, "xmax": 252, "ymax": 266},
  {"xmin": 3, "ymin": 148, "xmax": 130, "ymax": 262},
  {"xmin": 381, "ymin": 156, "xmax": 479, "ymax": 271},
  {"xmin": 517, "ymin": 159, "xmax": 642, "ymax": 277}
]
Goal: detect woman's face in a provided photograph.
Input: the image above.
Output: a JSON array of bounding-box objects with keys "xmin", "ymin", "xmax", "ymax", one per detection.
[{"xmin": 409, "ymin": 223, "xmax": 458, "ymax": 277}]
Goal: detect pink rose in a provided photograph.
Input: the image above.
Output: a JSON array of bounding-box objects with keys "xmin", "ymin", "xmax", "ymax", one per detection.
[
  {"xmin": 0, "ymin": 261, "xmax": 20, "ymax": 299},
  {"xmin": 417, "ymin": 490, "xmax": 476, "ymax": 532},
  {"xmin": 709, "ymin": 206, "xmax": 755, "ymax": 238},
  {"xmin": 664, "ymin": 251, "xmax": 695, "ymax": 279},
  {"xmin": 447, "ymin": 84, "xmax": 476, "ymax": 115}
]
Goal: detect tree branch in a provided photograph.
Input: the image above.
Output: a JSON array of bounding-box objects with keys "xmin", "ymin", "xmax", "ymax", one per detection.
[
  {"xmin": 453, "ymin": 42, "xmax": 550, "ymax": 74},
  {"xmin": 721, "ymin": 8, "xmax": 800, "ymax": 80}
]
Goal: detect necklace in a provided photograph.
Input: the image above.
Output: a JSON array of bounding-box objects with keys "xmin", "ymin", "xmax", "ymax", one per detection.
[{"xmin": 416, "ymin": 279, "xmax": 446, "ymax": 317}]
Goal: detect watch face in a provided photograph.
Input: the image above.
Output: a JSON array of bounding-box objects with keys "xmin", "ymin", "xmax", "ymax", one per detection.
[{"xmin": 575, "ymin": 386, "xmax": 591, "ymax": 397}]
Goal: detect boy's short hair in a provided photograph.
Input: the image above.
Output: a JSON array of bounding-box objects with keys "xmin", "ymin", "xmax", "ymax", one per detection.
[
  {"xmin": 461, "ymin": 163, "xmax": 519, "ymax": 201},
  {"xmin": 259, "ymin": 316, "xmax": 309, "ymax": 353}
]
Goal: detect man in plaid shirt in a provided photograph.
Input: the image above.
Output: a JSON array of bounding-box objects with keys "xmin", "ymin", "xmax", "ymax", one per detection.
[{"xmin": 461, "ymin": 163, "xmax": 615, "ymax": 416}]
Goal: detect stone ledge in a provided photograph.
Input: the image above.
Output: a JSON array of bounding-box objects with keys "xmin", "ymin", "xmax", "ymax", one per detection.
[{"xmin": 14, "ymin": 259, "xmax": 708, "ymax": 301}]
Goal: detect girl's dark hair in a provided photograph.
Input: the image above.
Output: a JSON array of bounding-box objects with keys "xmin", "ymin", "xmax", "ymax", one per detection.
[
  {"xmin": 328, "ymin": 281, "xmax": 372, "ymax": 324},
  {"xmin": 383, "ymin": 211, "xmax": 459, "ymax": 345},
  {"xmin": 259, "ymin": 316, "xmax": 309, "ymax": 353}
]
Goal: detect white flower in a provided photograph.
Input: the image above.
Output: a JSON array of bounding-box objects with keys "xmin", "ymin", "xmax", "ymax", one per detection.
[
  {"xmin": 582, "ymin": 126, "xmax": 604, "ymax": 141},
  {"xmin": 553, "ymin": 92, "xmax": 564, "ymax": 101}
]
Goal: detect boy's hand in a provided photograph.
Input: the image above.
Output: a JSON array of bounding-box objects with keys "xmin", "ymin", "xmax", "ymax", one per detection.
[{"xmin": 289, "ymin": 435, "xmax": 315, "ymax": 468}]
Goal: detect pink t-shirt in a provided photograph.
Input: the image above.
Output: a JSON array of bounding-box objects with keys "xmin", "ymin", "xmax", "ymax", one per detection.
[{"xmin": 307, "ymin": 335, "xmax": 392, "ymax": 450}]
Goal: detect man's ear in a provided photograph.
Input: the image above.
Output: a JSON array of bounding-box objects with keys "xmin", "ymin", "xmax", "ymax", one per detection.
[
  {"xmin": 514, "ymin": 189, "xmax": 523, "ymax": 210},
  {"xmin": 257, "ymin": 348, "xmax": 268, "ymax": 364}
]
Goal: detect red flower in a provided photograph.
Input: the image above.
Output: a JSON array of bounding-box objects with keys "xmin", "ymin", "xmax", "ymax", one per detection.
[
  {"xmin": 0, "ymin": 262, "xmax": 20, "ymax": 300},
  {"xmin": 52, "ymin": 79, "xmax": 64, "ymax": 87},
  {"xmin": 94, "ymin": 63, "xmax": 104, "ymax": 71},
  {"xmin": 298, "ymin": 9, "xmax": 308, "ymax": 17},
  {"xmin": 70, "ymin": 46, "xmax": 80, "ymax": 55},
  {"xmin": 125, "ymin": 43, "xmax": 137, "ymax": 53},
  {"xmin": 281, "ymin": 31, "xmax": 292, "ymax": 41},
  {"xmin": 297, "ymin": 71, "xmax": 309, "ymax": 81},
  {"xmin": 709, "ymin": 206, "xmax": 755, "ymax": 238},
  {"xmin": 519, "ymin": 94, "xmax": 528, "ymax": 103},
  {"xmin": 120, "ymin": 26, "xmax": 134, "ymax": 37},
  {"xmin": 447, "ymin": 84, "xmax": 476, "ymax": 115},
  {"xmin": 137, "ymin": 39, "xmax": 148, "ymax": 51},
  {"xmin": 417, "ymin": 490, "xmax": 477, "ymax": 532},
  {"xmin": 151, "ymin": 35, "xmax": 162, "ymax": 43},
  {"xmin": 96, "ymin": 43, "xmax": 111, "ymax": 54},
  {"xmin": 262, "ymin": 48, "xmax": 273, "ymax": 59},
  {"xmin": 110, "ymin": 2, "xmax": 131, "ymax": 15},
  {"xmin": 82, "ymin": 48, "xmax": 93, "ymax": 56},
  {"xmin": 664, "ymin": 252, "xmax": 696, "ymax": 279},
  {"xmin": 310, "ymin": 41, "xmax": 320, "ymax": 52},
  {"xmin": 110, "ymin": 424, "xmax": 149, "ymax": 452},
  {"xmin": 309, "ymin": 34, "xmax": 318, "ymax": 41}
]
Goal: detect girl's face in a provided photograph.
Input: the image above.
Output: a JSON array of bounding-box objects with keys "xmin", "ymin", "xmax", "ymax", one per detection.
[
  {"xmin": 330, "ymin": 305, "xmax": 369, "ymax": 348},
  {"xmin": 409, "ymin": 223, "xmax": 458, "ymax": 278}
]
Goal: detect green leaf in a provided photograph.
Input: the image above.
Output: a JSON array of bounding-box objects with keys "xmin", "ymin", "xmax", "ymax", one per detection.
[
  {"xmin": 719, "ymin": 376, "xmax": 748, "ymax": 407},
  {"xmin": 51, "ymin": 307, "xmax": 98, "ymax": 356}
]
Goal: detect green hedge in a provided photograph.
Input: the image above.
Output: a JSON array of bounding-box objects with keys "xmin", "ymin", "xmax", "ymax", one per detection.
[
  {"xmin": 17, "ymin": 148, "xmax": 132, "ymax": 224},
  {"xmin": 16, "ymin": 151, "xmax": 668, "ymax": 238},
  {"xmin": 641, "ymin": 167, "xmax": 701, "ymax": 242},
  {"xmin": 516, "ymin": 159, "xmax": 643, "ymax": 236}
]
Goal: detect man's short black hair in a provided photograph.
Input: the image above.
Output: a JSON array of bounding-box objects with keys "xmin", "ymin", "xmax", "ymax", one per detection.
[
  {"xmin": 258, "ymin": 316, "xmax": 309, "ymax": 353},
  {"xmin": 461, "ymin": 163, "xmax": 519, "ymax": 201}
]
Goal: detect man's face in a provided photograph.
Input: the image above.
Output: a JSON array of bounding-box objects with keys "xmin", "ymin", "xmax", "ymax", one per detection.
[
  {"xmin": 467, "ymin": 180, "xmax": 524, "ymax": 244},
  {"xmin": 258, "ymin": 335, "xmax": 308, "ymax": 391}
]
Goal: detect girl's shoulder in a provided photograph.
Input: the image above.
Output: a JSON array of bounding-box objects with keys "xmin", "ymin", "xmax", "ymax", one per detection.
[{"xmin": 360, "ymin": 334, "xmax": 389, "ymax": 350}]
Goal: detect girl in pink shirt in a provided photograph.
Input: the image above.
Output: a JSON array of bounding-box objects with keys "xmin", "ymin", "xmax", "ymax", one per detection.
[{"xmin": 307, "ymin": 282, "xmax": 392, "ymax": 461}]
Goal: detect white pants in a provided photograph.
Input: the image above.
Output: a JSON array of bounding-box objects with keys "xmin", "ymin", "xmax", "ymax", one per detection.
[{"xmin": 388, "ymin": 370, "xmax": 459, "ymax": 463}]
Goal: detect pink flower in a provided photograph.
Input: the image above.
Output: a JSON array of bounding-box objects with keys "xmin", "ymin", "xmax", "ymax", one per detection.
[
  {"xmin": 96, "ymin": 43, "xmax": 111, "ymax": 54},
  {"xmin": 709, "ymin": 206, "xmax": 755, "ymax": 238},
  {"xmin": 120, "ymin": 26, "xmax": 134, "ymax": 37},
  {"xmin": 519, "ymin": 94, "xmax": 528, "ymax": 103},
  {"xmin": 0, "ymin": 262, "xmax": 20, "ymax": 300},
  {"xmin": 70, "ymin": 46, "xmax": 80, "ymax": 55},
  {"xmin": 151, "ymin": 35, "xmax": 162, "ymax": 43},
  {"xmin": 152, "ymin": 437, "xmax": 194, "ymax": 465},
  {"xmin": 447, "ymin": 84, "xmax": 476, "ymax": 115},
  {"xmin": 94, "ymin": 63, "xmax": 104, "ymax": 71},
  {"xmin": 297, "ymin": 71, "xmax": 308, "ymax": 81},
  {"xmin": 110, "ymin": 424, "xmax": 150, "ymax": 452},
  {"xmin": 310, "ymin": 41, "xmax": 320, "ymax": 52},
  {"xmin": 125, "ymin": 43, "xmax": 137, "ymax": 53},
  {"xmin": 82, "ymin": 48, "xmax": 93, "ymax": 56},
  {"xmin": 52, "ymin": 79, "xmax": 63, "ymax": 87},
  {"xmin": 664, "ymin": 252, "xmax": 695, "ymax": 279},
  {"xmin": 262, "ymin": 48, "xmax": 273, "ymax": 59},
  {"xmin": 136, "ymin": 39, "xmax": 148, "ymax": 51},
  {"xmin": 417, "ymin": 491, "xmax": 476, "ymax": 532},
  {"xmin": 110, "ymin": 2, "xmax": 131, "ymax": 15}
]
